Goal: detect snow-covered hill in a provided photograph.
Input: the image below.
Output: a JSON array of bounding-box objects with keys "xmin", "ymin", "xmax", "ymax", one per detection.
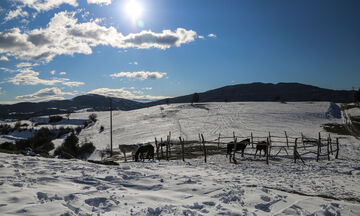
[
  {"xmin": 1, "ymin": 102, "xmax": 360, "ymax": 215},
  {"xmin": 73, "ymin": 102, "xmax": 343, "ymax": 150}
]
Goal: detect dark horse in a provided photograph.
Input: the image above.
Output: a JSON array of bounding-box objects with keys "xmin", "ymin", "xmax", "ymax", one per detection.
[
  {"xmin": 254, "ymin": 141, "xmax": 268, "ymax": 159},
  {"xmin": 226, "ymin": 138, "xmax": 250, "ymax": 158},
  {"xmin": 135, "ymin": 145, "xmax": 154, "ymax": 162}
]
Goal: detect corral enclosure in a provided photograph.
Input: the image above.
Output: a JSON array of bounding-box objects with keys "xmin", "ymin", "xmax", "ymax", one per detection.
[{"xmin": 70, "ymin": 102, "xmax": 345, "ymax": 156}]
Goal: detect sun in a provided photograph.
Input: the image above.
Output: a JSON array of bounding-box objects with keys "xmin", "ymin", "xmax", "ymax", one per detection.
[{"xmin": 125, "ymin": 0, "xmax": 143, "ymax": 20}]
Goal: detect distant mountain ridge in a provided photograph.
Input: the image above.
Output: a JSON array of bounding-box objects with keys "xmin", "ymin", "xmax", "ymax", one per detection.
[
  {"xmin": 0, "ymin": 82, "xmax": 355, "ymax": 119},
  {"xmin": 0, "ymin": 94, "xmax": 145, "ymax": 119},
  {"xmin": 151, "ymin": 82, "xmax": 355, "ymax": 105}
]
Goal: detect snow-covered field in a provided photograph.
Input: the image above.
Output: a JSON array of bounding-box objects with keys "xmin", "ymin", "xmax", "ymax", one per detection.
[
  {"xmin": 73, "ymin": 102, "xmax": 344, "ymax": 150},
  {"xmin": 1, "ymin": 102, "xmax": 360, "ymax": 215}
]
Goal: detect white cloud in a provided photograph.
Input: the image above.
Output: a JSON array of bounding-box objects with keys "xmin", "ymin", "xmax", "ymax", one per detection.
[
  {"xmin": 16, "ymin": 62, "xmax": 39, "ymax": 68},
  {"xmin": 198, "ymin": 35, "xmax": 204, "ymax": 39},
  {"xmin": 59, "ymin": 72, "xmax": 66, "ymax": 75},
  {"xmin": 88, "ymin": 88, "xmax": 168, "ymax": 101},
  {"xmin": 9, "ymin": 68, "xmax": 62, "ymax": 85},
  {"xmin": 208, "ymin": 33, "xmax": 216, "ymax": 38},
  {"xmin": 8, "ymin": 68, "xmax": 84, "ymax": 87},
  {"xmin": 0, "ymin": 56, "xmax": 9, "ymax": 61},
  {"xmin": 0, "ymin": 67, "xmax": 16, "ymax": 73},
  {"xmin": 110, "ymin": 71, "xmax": 167, "ymax": 80},
  {"xmin": 15, "ymin": 0, "xmax": 78, "ymax": 12},
  {"xmin": 142, "ymin": 87, "xmax": 152, "ymax": 90},
  {"xmin": 0, "ymin": 11, "xmax": 198, "ymax": 62},
  {"xmin": 50, "ymin": 70, "xmax": 56, "ymax": 75},
  {"xmin": 87, "ymin": 0, "xmax": 112, "ymax": 5},
  {"xmin": 16, "ymin": 87, "xmax": 74, "ymax": 101},
  {"xmin": 129, "ymin": 61, "xmax": 138, "ymax": 65},
  {"xmin": 4, "ymin": 7, "xmax": 29, "ymax": 21},
  {"xmin": 62, "ymin": 81, "xmax": 84, "ymax": 87}
]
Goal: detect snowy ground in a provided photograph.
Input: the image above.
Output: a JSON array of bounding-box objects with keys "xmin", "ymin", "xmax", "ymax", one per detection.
[
  {"xmin": 1, "ymin": 102, "xmax": 360, "ymax": 215},
  {"xmin": 1, "ymin": 153, "xmax": 360, "ymax": 215}
]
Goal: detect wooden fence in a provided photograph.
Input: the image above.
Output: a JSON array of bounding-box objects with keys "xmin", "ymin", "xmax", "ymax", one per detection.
[{"xmin": 151, "ymin": 131, "xmax": 342, "ymax": 165}]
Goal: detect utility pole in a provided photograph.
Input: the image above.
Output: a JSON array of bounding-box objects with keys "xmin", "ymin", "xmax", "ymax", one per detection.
[{"xmin": 109, "ymin": 97, "xmax": 113, "ymax": 157}]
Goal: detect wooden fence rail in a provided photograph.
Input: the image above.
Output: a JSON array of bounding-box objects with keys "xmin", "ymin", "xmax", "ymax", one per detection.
[{"xmin": 149, "ymin": 131, "xmax": 341, "ymax": 165}]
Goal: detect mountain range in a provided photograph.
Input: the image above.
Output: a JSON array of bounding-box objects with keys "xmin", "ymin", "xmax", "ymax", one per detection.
[{"xmin": 0, "ymin": 82, "xmax": 355, "ymax": 119}]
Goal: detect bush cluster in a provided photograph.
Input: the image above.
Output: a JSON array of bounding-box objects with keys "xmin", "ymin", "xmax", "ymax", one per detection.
[
  {"xmin": 49, "ymin": 115, "xmax": 63, "ymax": 123},
  {"xmin": 0, "ymin": 124, "xmax": 12, "ymax": 135},
  {"xmin": 89, "ymin": 114, "xmax": 97, "ymax": 123},
  {"xmin": 54, "ymin": 132, "xmax": 95, "ymax": 159},
  {"xmin": 14, "ymin": 127, "xmax": 55, "ymax": 154}
]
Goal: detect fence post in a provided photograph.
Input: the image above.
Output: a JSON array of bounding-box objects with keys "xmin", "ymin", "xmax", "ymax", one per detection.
[
  {"xmin": 301, "ymin": 132, "xmax": 306, "ymax": 150},
  {"xmin": 218, "ymin": 133, "xmax": 221, "ymax": 150},
  {"xmin": 329, "ymin": 134, "xmax": 333, "ymax": 155},
  {"xmin": 284, "ymin": 131, "xmax": 289, "ymax": 148},
  {"xmin": 268, "ymin": 132, "xmax": 272, "ymax": 157},
  {"xmin": 316, "ymin": 133, "xmax": 320, "ymax": 162},
  {"xmin": 166, "ymin": 136, "xmax": 169, "ymax": 161},
  {"xmin": 167, "ymin": 135, "xmax": 171, "ymax": 159},
  {"xmin": 201, "ymin": 134, "xmax": 207, "ymax": 163},
  {"xmin": 251, "ymin": 132, "xmax": 254, "ymax": 148},
  {"xmin": 294, "ymin": 138, "xmax": 298, "ymax": 163},
  {"xmin": 155, "ymin": 137, "xmax": 159, "ymax": 160},
  {"xmin": 179, "ymin": 137, "xmax": 185, "ymax": 162},
  {"xmin": 336, "ymin": 138, "xmax": 339, "ymax": 159},
  {"xmin": 327, "ymin": 135, "xmax": 330, "ymax": 161},
  {"xmin": 266, "ymin": 137, "xmax": 269, "ymax": 165},
  {"xmin": 319, "ymin": 132, "xmax": 322, "ymax": 153},
  {"xmin": 160, "ymin": 138, "xmax": 164, "ymax": 159},
  {"xmin": 301, "ymin": 132, "xmax": 304, "ymax": 143}
]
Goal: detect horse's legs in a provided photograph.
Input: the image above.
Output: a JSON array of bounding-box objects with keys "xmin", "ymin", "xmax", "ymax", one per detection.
[
  {"xmin": 254, "ymin": 149, "xmax": 258, "ymax": 159},
  {"xmin": 123, "ymin": 151, "xmax": 127, "ymax": 162}
]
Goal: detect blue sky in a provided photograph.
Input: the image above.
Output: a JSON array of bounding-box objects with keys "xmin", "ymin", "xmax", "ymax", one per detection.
[{"xmin": 0, "ymin": 0, "xmax": 359, "ymax": 104}]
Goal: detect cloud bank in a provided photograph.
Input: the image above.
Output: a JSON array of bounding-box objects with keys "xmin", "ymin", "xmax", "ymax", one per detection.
[
  {"xmin": 89, "ymin": 88, "xmax": 168, "ymax": 101},
  {"xmin": 16, "ymin": 87, "xmax": 74, "ymax": 101},
  {"xmin": 0, "ymin": 11, "xmax": 197, "ymax": 62},
  {"xmin": 87, "ymin": 0, "xmax": 112, "ymax": 5},
  {"xmin": 8, "ymin": 68, "xmax": 84, "ymax": 87},
  {"xmin": 110, "ymin": 71, "xmax": 167, "ymax": 80}
]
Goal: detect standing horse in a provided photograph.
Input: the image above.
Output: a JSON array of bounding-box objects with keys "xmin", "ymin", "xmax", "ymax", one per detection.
[
  {"xmin": 254, "ymin": 141, "xmax": 268, "ymax": 159},
  {"xmin": 119, "ymin": 144, "xmax": 139, "ymax": 162},
  {"xmin": 135, "ymin": 145, "xmax": 154, "ymax": 162},
  {"xmin": 226, "ymin": 138, "xmax": 250, "ymax": 158}
]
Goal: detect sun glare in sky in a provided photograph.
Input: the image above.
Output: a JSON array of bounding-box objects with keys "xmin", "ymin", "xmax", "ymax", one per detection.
[{"xmin": 125, "ymin": 0, "xmax": 143, "ymax": 20}]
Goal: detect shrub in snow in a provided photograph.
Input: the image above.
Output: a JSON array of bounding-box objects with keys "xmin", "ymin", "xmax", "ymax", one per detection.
[
  {"xmin": 83, "ymin": 121, "xmax": 91, "ymax": 128},
  {"xmin": 326, "ymin": 102, "xmax": 341, "ymax": 119},
  {"xmin": 0, "ymin": 124, "xmax": 13, "ymax": 135},
  {"xmin": 99, "ymin": 125, "xmax": 104, "ymax": 133},
  {"xmin": 49, "ymin": 115, "xmax": 63, "ymax": 123},
  {"xmin": 355, "ymin": 88, "xmax": 360, "ymax": 104},
  {"xmin": 88, "ymin": 113, "xmax": 97, "ymax": 123},
  {"xmin": 54, "ymin": 133, "xmax": 95, "ymax": 159},
  {"xmin": 191, "ymin": 93, "xmax": 200, "ymax": 104},
  {"xmin": 0, "ymin": 142, "xmax": 17, "ymax": 151},
  {"xmin": 57, "ymin": 127, "xmax": 74, "ymax": 138},
  {"xmin": 15, "ymin": 127, "xmax": 55, "ymax": 154},
  {"xmin": 75, "ymin": 126, "xmax": 82, "ymax": 134},
  {"xmin": 78, "ymin": 142, "xmax": 96, "ymax": 159}
]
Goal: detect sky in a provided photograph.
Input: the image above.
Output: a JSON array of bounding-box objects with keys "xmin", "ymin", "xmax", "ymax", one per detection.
[{"xmin": 0, "ymin": 0, "xmax": 359, "ymax": 104}]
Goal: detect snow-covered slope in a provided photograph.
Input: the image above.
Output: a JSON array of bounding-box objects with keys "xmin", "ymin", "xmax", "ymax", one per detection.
[{"xmin": 73, "ymin": 102, "xmax": 343, "ymax": 150}]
